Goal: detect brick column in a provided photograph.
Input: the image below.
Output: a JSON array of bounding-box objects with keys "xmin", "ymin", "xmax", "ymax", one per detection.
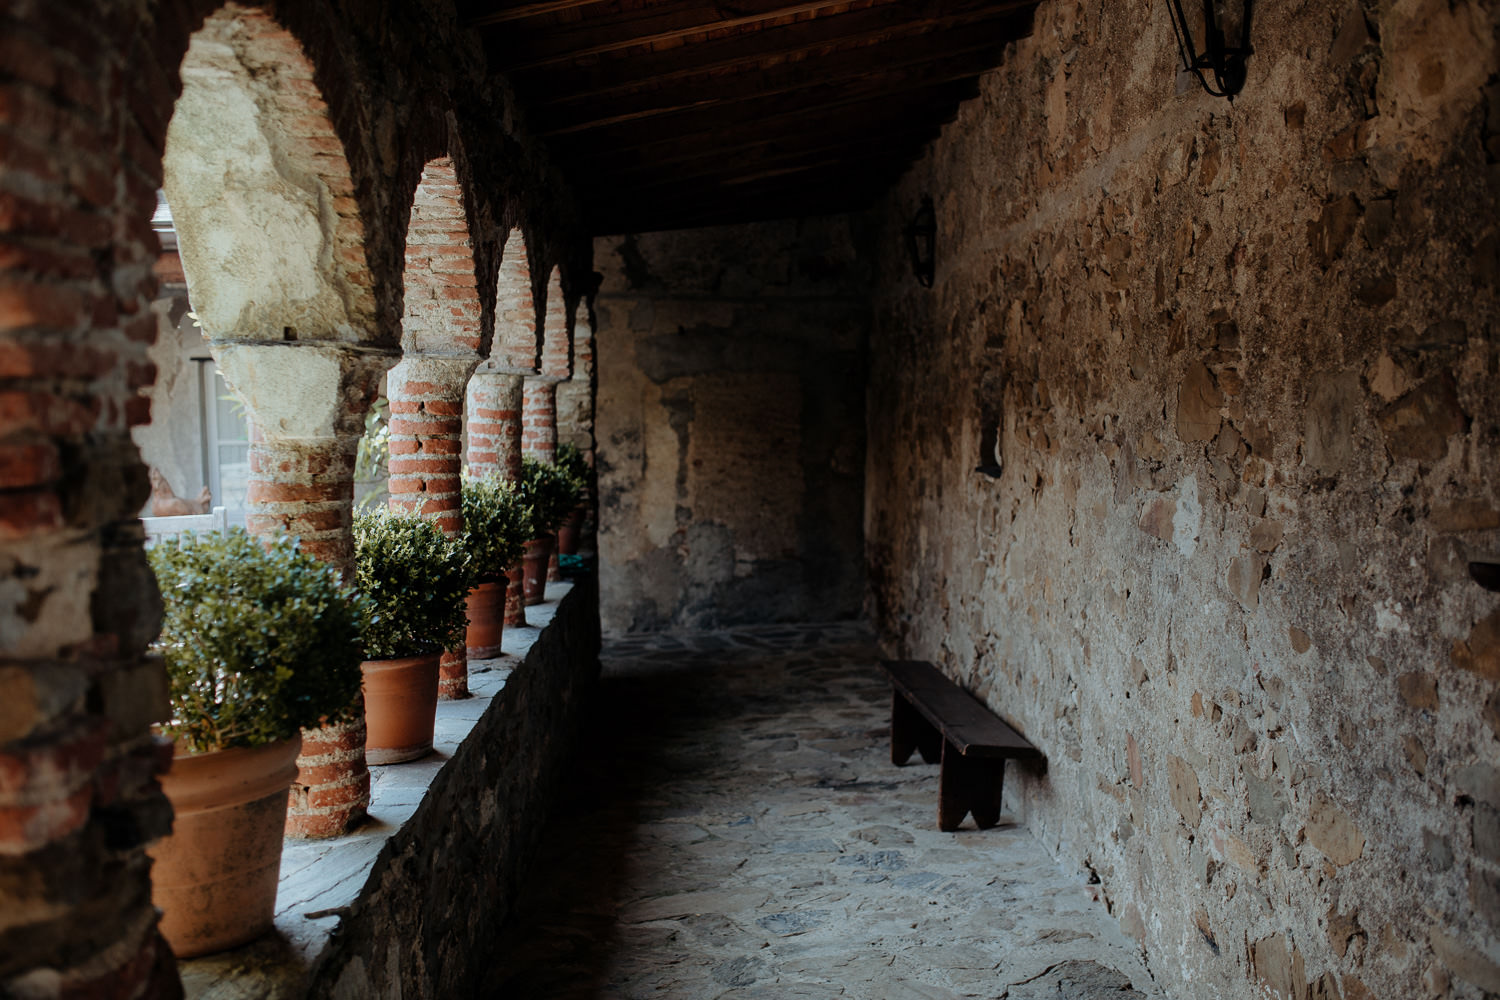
[
  {"xmin": 219, "ymin": 342, "xmax": 392, "ymax": 840},
  {"xmin": 465, "ymin": 370, "xmax": 525, "ymax": 482},
  {"xmin": 388, "ymin": 355, "xmax": 479, "ymax": 698},
  {"xmin": 469, "ymin": 367, "xmax": 529, "ymax": 627},
  {"xmin": 522, "ymin": 377, "xmax": 559, "ymax": 464},
  {"xmin": 246, "ymin": 437, "xmax": 359, "ymax": 570}
]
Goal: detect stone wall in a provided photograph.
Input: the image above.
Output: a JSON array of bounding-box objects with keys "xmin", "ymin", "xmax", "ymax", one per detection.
[
  {"xmin": 865, "ymin": 1, "xmax": 1499, "ymax": 998},
  {"xmin": 594, "ymin": 220, "xmax": 869, "ymax": 633}
]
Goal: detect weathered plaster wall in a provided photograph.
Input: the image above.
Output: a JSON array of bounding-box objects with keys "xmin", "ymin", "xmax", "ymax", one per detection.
[
  {"xmin": 594, "ymin": 221, "xmax": 868, "ymax": 633},
  {"xmin": 135, "ymin": 287, "xmax": 209, "ymax": 510},
  {"xmin": 866, "ymin": 1, "xmax": 1499, "ymax": 998}
]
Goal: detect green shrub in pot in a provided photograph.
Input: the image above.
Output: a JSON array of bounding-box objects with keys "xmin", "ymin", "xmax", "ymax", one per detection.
[
  {"xmin": 556, "ymin": 443, "xmax": 590, "ymax": 497},
  {"xmin": 148, "ymin": 527, "xmax": 366, "ymax": 753},
  {"xmin": 146, "ymin": 526, "xmax": 366, "ymax": 956},
  {"xmin": 353, "ymin": 507, "xmax": 471, "ymax": 660},
  {"xmin": 460, "ymin": 475, "xmax": 533, "ymax": 581},
  {"xmin": 519, "ymin": 455, "xmax": 584, "ymax": 537}
]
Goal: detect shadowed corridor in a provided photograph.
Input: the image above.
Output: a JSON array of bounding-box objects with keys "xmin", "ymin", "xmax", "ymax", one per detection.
[{"xmin": 485, "ymin": 624, "xmax": 1156, "ymax": 1000}]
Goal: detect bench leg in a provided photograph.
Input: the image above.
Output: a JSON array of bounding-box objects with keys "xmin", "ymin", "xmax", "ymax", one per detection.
[
  {"xmin": 939, "ymin": 744, "xmax": 1007, "ymax": 832},
  {"xmin": 971, "ymin": 760, "xmax": 1005, "ymax": 830},
  {"xmin": 891, "ymin": 692, "xmax": 941, "ymax": 766}
]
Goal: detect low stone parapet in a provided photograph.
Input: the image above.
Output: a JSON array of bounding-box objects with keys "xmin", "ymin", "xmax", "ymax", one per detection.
[{"xmin": 176, "ymin": 577, "xmax": 600, "ymax": 998}]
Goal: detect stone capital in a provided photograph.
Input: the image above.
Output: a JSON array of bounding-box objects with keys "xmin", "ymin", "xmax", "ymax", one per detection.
[
  {"xmin": 388, "ymin": 354, "xmax": 483, "ymax": 401},
  {"xmin": 210, "ymin": 341, "xmax": 396, "ymax": 442}
]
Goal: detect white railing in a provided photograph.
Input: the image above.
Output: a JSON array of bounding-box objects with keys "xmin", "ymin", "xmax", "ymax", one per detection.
[{"xmin": 141, "ymin": 506, "xmax": 228, "ymax": 547}]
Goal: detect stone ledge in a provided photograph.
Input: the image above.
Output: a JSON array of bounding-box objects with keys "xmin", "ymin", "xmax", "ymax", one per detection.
[{"xmin": 179, "ymin": 577, "xmax": 600, "ymax": 999}]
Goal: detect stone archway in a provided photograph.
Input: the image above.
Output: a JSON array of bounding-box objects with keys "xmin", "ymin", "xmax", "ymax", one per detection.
[{"xmin": 386, "ymin": 155, "xmax": 486, "ymax": 698}]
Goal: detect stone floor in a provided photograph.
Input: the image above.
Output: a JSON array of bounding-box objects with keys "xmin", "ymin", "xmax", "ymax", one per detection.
[{"xmin": 485, "ymin": 623, "xmax": 1160, "ymax": 1000}]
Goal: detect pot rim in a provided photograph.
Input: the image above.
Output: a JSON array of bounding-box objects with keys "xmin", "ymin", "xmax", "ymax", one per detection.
[{"xmin": 162, "ymin": 735, "xmax": 302, "ymax": 812}]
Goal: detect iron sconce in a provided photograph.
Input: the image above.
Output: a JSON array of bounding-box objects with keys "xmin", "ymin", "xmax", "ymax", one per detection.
[
  {"xmin": 905, "ymin": 195, "xmax": 936, "ymax": 288},
  {"xmin": 1167, "ymin": 0, "xmax": 1253, "ymax": 98}
]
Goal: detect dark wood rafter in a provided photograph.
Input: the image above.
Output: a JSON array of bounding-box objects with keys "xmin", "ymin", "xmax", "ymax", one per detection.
[
  {"xmin": 532, "ymin": 22, "xmax": 1023, "ymax": 134},
  {"xmin": 509, "ymin": 1, "xmax": 1032, "ymax": 97},
  {"xmin": 549, "ymin": 74, "xmax": 982, "ymax": 148},
  {"xmin": 485, "ymin": 0, "xmax": 871, "ymax": 68},
  {"xmin": 595, "ymin": 125, "xmax": 942, "ymax": 187},
  {"xmin": 465, "ymin": 0, "xmax": 1039, "ymax": 231},
  {"xmin": 564, "ymin": 84, "xmax": 968, "ymax": 164}
]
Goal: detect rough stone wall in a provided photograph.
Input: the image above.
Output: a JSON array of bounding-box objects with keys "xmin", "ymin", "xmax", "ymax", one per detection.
[
  {"xmin": 306, "ymin": 579, "xmax": 600, "ymax": 999},
  {"xmin": 594, "ymin": 220, "xmax": 868, "ymax": 634},
  {"xmin": 866, "ymin": 1, "xmax": 1499, "ymax": 998}
]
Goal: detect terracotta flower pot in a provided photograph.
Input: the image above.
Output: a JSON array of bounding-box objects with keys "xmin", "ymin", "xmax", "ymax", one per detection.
[
  {"xmin": 522, "ymin": 536, "xmax": 554, "ymax": 606},
  {"xmin": 465, "ymin": 578, "xmax": 508, "ymax": 659},
  {"xmin": 361, "ymin": 653, "xmax": 440, "ymax": 765},
  {"xmin": 149, "ymin": 736, "xmax": 301, "ymax": 958},
  {"xmin": 557, "ymin": 507, "xmax": 585, "ymax": 556}
]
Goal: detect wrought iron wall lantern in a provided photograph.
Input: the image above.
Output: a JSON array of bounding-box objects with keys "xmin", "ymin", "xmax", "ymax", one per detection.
[
  {"xmin": 1167, "ymin": 0, "xmax": 1254, "ymax": 99},
  {"xmin": 905, "ymin": 195, "xmax": 936, "ymax": 288}
]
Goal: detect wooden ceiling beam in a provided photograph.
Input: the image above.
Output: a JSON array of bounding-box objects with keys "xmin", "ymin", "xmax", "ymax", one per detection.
[
  {"xmin": 560, "ymin": 82, "xmax": 970, "ymax": 166},
  {"xmin": 510, "ymin": 0, "xmax": 1031, "ymax": 98},
  {"xmin": 545, "ymin": 70, "xmax": 980, "ymax": 146},
  {"xmin": 588, "ymin": 153, "xmax": 912, "ymax": 210},
  {"xmin": 586, "ymin": 172, "xmax": 896, "ymax": 233},
  {"xmin": 595, "ymin": 125, "xmax": 940, "ymax": 185},
  {"xmin": 485, "ymin": 0, "xmax": 866, "ymax": 69},
  {"xmin": 459, "ymin": 0, "xmax": 612, "ymax": 24},
  {"xmin": 532, "ymin": 19, "xmax": 1026, "ymax": 134}
]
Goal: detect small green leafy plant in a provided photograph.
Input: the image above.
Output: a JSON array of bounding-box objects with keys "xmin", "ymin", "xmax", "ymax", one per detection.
[
  {"xmin": 461, "ymin": 475, "xmax": 533, "ymax": 581},
  {"xmin": 149, "ymin": 528, "xmax": 366, "ymax": 754},
  {"xmin": 354, "ymin": 508, "xmax": 471, "ymax": 659},
  {"xmin": 556, "ymin": 443, "xmax": 590, "ymax": 496},
  {"xmin": 519, "ymin": 456, "xmax": 584, "ymax": 536}
]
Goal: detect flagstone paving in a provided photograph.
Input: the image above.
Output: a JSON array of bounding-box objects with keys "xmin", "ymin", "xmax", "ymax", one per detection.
[{"xmin": 486, "ymin": 623, "xmax": 1160, "ymax": 1000}]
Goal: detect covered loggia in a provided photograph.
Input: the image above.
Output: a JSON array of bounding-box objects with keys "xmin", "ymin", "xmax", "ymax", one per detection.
[{"xmin": 2, "ymin": 0, "xmax": 1497, "ymax": 998}]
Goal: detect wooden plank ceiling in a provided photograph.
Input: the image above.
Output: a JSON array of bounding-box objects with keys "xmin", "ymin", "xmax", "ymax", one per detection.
[{"xmin": 461, "ymin": 0, "xmax": 1038, "ymax": 234}]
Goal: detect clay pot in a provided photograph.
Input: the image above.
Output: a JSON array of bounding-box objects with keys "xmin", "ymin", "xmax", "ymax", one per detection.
[
  {"xmin": 361, "ymin": 653, "xmax": 440, "ymax": 764},
  {"xmin": 150, "ymin": 736, "xmax": 301, "ymax": 958},
  {"xmin": 465, "ymin": 578, "xmax": 508, "ymax": 659},
  {"xmin": 521, "ymin": 536, "xmax": 554, "ymax": 606},
  {"xmin": 557, "ymin": 507, "xmax": 585, "ymax": 556}
]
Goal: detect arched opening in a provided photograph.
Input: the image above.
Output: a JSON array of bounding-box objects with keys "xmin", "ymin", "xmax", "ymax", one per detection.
[
  {"xmin": 386, "ymin": 155, "xmax": 486, "ymax": 698},
  {"xmin": 467, "ymin": 226, "xmax": 538, "ymax": 483},
  {"xmin": 159, "ymin": 4, "xmax": 392, "ymax": 574},
  {"xmin": 2, "ymin": 0, "xmax": 395, "ymax": 992}
]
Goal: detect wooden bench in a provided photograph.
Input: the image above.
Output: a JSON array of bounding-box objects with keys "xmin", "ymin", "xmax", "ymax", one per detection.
[{"xmin": 881, "ymin": 660, "xmax": 1042, "ymax": 832}]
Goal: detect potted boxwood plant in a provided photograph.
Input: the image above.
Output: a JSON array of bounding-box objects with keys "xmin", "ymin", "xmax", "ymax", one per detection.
[
  {"xmin": 517, "ymin": 456, "xmax": 583, "ymax": 605},
  {"xmin": 354, "ymin": 507, "xmax": 470, "ymax": 763},
  {"xmin": 460, "ymin": 475, "xmax": 532, "ymax": 658},
  {"xmin": 146, "ymin": 527, "xmax": 365, "ymax": 958},
  {"xmin": 555, "ymin": 443, "xmax": 591, "ymax": 556}
]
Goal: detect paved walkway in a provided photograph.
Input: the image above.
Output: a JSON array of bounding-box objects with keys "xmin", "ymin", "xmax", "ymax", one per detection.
[{"xmin": 486, "ymin": 623, "xmax": 1159, "ymax": 1000}]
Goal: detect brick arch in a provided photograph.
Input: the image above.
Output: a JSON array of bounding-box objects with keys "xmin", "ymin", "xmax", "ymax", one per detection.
[
  {"xmin": 492, "ymin": 227, "xmax": 542, "ymax": 373},
  {"xmin": 400, "ymin": 157, "xmax": 483, "ymax": 357},
  {"xmin": 538, "ymin": 264, "xmax": 573, "ymax": 380},
  {"xmin": 163, "ymin": 3, "xmax": 378, "ymax": 346}
]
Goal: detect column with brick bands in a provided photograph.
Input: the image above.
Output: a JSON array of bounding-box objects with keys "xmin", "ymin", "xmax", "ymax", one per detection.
[
  {"xmin": 246, "ymin": 438, "xmax": 359, "ymax": 571},
  {"xmin": 466, "ymin": 369, "xmax": 526, "ymax": 482},
  {"xmin": 226, "ymin": 343, "xmax": 391, "ymax": 840},
  {"xmin": 388, "ymin": 356, "xmax": 478, "ymax": 699},
  {"xmin": 0, "ymin": 4, "xmax": 182, "ymax": 989},
  {"xmin": 468, "ymin": 368, "xmax": 529, "ymax": 626},
  {"xmin": 522, "ymin": 377, "xmax": 559, "ymax": 465}
]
